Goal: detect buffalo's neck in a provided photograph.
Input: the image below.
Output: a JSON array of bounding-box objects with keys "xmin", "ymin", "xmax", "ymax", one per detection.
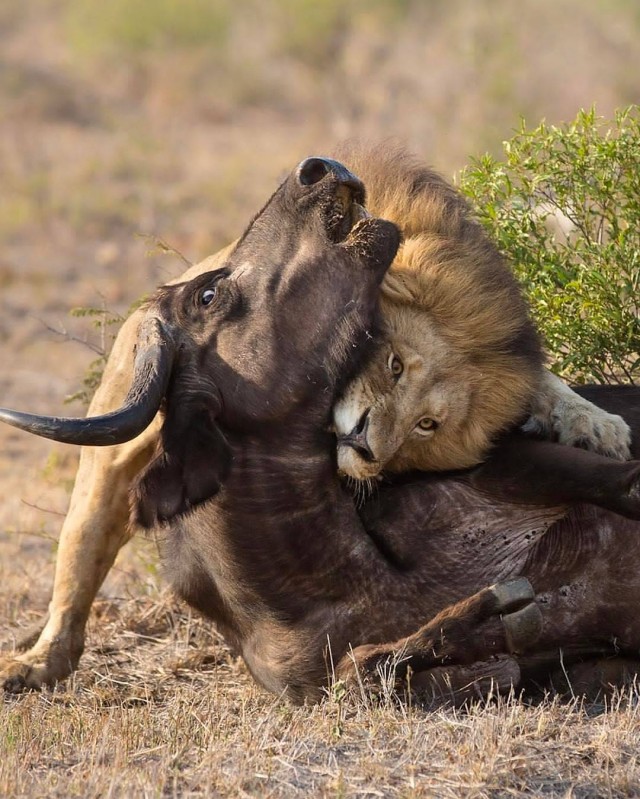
[
  {"xmin": 222, "ymin": 429, "xmax": 375, "ymax": 577},
  {"xmin": 224, "ymin": 427, "xmax": 338, "ymax": 518},
  {"xmin": 170, "ymin": 426, "xmax": 379, "ymax": 641}
]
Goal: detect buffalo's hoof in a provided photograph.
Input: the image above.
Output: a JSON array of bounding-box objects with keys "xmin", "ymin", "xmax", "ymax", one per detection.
[
  {"xmin": 488, "ymin": 577, "xmax": 542, "ymax": 654},
  {"xmin": 488, "ymin": 577, "xmax": 535, "ymax": 611},
  {"xmin": 3, "ymin": 670, "xmax": 29, "ymax": 694},
  {"xmin": 502, "ymin": 603, "xmax": 543, "ymax": 653}
]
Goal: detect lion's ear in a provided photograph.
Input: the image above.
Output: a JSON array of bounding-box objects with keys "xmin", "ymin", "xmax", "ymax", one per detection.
[
  {"xmin": 131, "ymin": 393, "xmax": 231, "ymax": 529},
  {"xmin": 381, "ymin": 269, "xmax": 421, "ymax": 306}
]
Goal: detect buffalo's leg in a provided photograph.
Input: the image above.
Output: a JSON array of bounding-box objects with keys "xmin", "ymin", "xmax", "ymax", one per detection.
[
  {"xmin": 336, "ymin": 577, "xmax": 541, "ymax": 691},
  {"xmin": 551, "ymin": 656, "xmax": 640, "ymax": 699},
  {"xmin": 402, "ymin": 655, "xmax": 640, "ymax": 706},
  {"xmin": 1, "ymin": 312, "xmax": 159, "ymax": 692},
  {"xmin": 471, "ymin": 436, "xmax": 640, "ymax": 520},
  {"xmin": 408, "ymin": 655, "xmax": 521, "ymax": 706}
]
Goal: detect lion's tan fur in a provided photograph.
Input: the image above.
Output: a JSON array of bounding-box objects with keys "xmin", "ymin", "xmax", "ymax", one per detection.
[{"xmin": 333, "ymin": 143, "xmax": 543, "ymax": 475}]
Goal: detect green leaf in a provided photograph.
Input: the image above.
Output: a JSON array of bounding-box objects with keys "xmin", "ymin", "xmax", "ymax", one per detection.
[{"xmin": 459, "ymin": 105, "xmax": 640, "ymax": 386}]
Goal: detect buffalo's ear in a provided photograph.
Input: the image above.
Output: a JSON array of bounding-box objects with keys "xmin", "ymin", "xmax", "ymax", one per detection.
[{"xmin": 131, "ymin": 396, "xmax": 231, "ymax": 529}]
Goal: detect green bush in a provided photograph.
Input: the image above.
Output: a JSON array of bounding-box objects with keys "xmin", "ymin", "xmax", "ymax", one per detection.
[{"xmin": 459, "ymin": 106, "xmax": 640, "ymax": 385}]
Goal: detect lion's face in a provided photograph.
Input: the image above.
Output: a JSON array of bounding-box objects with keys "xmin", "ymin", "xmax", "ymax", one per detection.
[
  {"xmin": 328, "ymin": 142, "xmax": 542, "ymax": 481},
  {"xmin": 333, "ymin": 300, "xmax": 535, "ymax": 480}
]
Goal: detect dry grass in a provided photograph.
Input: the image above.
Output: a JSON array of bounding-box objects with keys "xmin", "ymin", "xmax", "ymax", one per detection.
[
  {"xmin": 2, "ymin": 529, "xmax": 640, "ymax": 798},
  {"xmin": 2, "ymin": 2, "xmax": 640, "ymax": 796}
]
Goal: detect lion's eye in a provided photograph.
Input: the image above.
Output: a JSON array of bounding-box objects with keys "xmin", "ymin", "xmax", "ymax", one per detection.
[
  {"xmin": 387, "ymin": 353, "xmax": 403, "ymax": 378},
  {"xmin": 201, "ymin": 287, "xmax": 218, "ymax": 306},
  {"xmin": 416, "ymin": 417, "xmax": 438, "ymax": 433}
]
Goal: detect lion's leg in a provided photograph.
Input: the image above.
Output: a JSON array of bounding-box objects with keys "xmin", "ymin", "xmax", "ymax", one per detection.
[
  {"xmin": 336, "ymin": 578, "xmax": 541, "ymax": 691},
  {"xmin": 0, "ymin": 250, "xmax": 233, "ymax": 692},
  {"xmin": 470, "ymin": 435, "xmax": 640, "ymax": 519},
  {"xmin": 523, "ymin": 370, "xmax": 631, "ymax": 460},
  {"xmin": 1, "ymin": 312, "xmax": 159, "ymax": 692}
]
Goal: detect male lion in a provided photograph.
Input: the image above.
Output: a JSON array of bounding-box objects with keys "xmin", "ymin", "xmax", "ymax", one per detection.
[{"xmin": 333, "ymin": 144, "xmax": 630, "ymax": 479}]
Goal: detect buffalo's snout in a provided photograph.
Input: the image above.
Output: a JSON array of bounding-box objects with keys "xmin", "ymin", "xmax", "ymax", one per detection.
[{"xmin": 296, "ymin": 157, "xmax": 365, "ymax": 204}]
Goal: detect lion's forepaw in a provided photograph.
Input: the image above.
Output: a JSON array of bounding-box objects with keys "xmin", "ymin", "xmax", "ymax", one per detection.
[
  {"xmin": 523, "ymin": 400, "xmax": 632, "ymax": 461},
  {"xmin": 1, "ymin": 658, "xmax": 48, "ymax": 693},
  {"xmin": 1, "ymin": 643, "xmax": 79, "ymax": 693}
]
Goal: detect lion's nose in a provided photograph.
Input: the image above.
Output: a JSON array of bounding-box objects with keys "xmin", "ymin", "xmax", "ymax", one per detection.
[
  {"xmin": 297, "ymin": 157, "xmax": 365, "ymax": 201},
  {"xmin": 351, "ymin": 407, "xmax": 370, "ymax": 436},
  {"xmin": 337, "ymin": 408, "xmax": 375, "ymax": 462}
]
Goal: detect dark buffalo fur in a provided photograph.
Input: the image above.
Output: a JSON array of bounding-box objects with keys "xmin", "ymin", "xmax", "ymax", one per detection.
[{"xmin": 129, "ymin": 158, "xmax": 640, "ymax": 703}]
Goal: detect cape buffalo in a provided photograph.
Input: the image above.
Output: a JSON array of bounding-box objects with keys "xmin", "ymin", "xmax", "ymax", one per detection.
[{"xmin": 2, "ymin": 156, "xmax": 640, "ymax": 702}]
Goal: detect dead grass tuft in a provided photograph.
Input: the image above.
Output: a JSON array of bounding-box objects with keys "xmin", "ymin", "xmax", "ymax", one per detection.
[{"xmin": 1, "ymin": 538, "xmax": 640, "ymax": 797}]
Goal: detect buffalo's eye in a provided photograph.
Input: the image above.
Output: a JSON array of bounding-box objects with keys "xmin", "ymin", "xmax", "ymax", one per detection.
[
  {"xmin": 388, "ymin": 353, "xmax": 403, "ymax": 379},
  {"xmin": 201, "ymin": 287, "xmax": 218, "ymax": 306},
  {"xmin": 415, "ymin": 417, "xmax": 438, "ymax": 434}
]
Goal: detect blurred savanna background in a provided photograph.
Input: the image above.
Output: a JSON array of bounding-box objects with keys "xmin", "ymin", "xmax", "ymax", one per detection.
[{"xmin": 2, "ymin": 1, "xmax": 640, "ymax": 796}]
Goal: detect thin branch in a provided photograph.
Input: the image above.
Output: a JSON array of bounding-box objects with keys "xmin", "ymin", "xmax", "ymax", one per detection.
[
  {"xmin": 20, "ymin": 499, "xmax": 66, "ymax": 517},
  {"xmin": 93, "ymin": 292, "xmax": 125, "ymax": 355},
  {"xmin": 36, "ymin": 317, "xmax": 105, "ymax": 356},
  {"xmin": 137, "ymin": 233, "xmax": 193, "ymax": 267},
  {"xmin": 537, "ymin": 188, "xmax": 592, "ymax": 243},
  {"xmin": 614, "ymin": 357, "xmax": 636, "ymax": 386},
  {"xmin": 6, "ymin": 527, "xmax": 58, "ymax": 543}
]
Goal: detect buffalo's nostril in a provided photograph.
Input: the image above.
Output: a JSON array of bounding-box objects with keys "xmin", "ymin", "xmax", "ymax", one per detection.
[
  {"xmin": 296, "ymin": 157, "xmax": 366, "ymax": 204},
  {"xmin": 298, "ymin": 157, "xmax": 331, "ymax": 186}
]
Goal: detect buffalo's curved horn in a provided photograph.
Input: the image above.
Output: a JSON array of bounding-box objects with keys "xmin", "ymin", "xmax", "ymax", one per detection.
[{"xmin": 0, "ymin": 317, "xmax": 175, "ymax": 446}]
